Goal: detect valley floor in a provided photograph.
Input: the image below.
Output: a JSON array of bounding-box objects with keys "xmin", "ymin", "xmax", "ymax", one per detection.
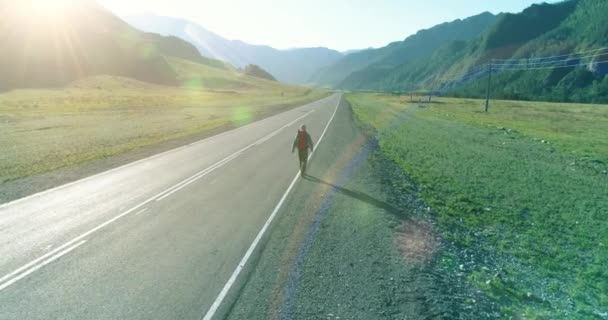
[
  {"xmin": 0, "ymin": 75, "xmax": 327, "ymax": 203},
  {"xmin": 229, "ymin": 94, "xmax": 608, "ymax": 319}
]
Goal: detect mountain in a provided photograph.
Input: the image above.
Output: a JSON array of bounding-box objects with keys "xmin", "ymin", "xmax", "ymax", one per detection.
[
  {"xmin": 448, "ymin": 0, "xmax": 608, "ymax": 103},
  {"xmin": 311, "ymin": 12, "xmax": 500, "ymax": 87},
  {"xmin": 0, "ymin": 0, "xmax": 226, "ymax": 90},
  {"xmin": 242, "ymin": 65, "xmax": 276, "ymax": 81},
  {"xmin": 316, "ymin": 0, "xmax": 608, "ymax": 103},
  {"xmin": 342, "ymin": 48, "xmax": 369, "ymax": 56},
  {"xmin": 416, "ymin": 0, "xmax": 608, "ymax": 103},
  {"xmin": 124, "ymin": 15, "xmax": 344, "ymax": 84}
]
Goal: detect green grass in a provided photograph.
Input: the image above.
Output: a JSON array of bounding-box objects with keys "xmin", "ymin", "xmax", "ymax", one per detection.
[
  {"xmin": 347, "ymin": 93, "xmax": 608, "ymax": 318},
  {"xmin": 0, "ymin": 59, "xmax": 327, "ymax": 183},
  {"xmin": 227, "ymin": 96, "xmax": 450, "ymax": 320}
]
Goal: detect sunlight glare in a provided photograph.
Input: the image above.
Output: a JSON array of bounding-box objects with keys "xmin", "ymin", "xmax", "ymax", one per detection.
[{"xmin": 17, "ymin": 0, "xmax": 75, "ymax": 18}]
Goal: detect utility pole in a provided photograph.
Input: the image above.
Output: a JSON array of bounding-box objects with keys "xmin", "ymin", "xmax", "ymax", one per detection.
[
  {"xmin": 429, "ymin": 79, "xmax": 438, "ymax": 103},
  {"xmin": 485, "ymin": 59, "xmax": 493, "ymax": 112}
]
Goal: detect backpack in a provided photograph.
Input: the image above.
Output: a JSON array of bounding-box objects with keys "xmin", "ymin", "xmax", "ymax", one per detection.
[{"xmin": 298, "ymin": 130, "xmax": 307, "ymax": 150}]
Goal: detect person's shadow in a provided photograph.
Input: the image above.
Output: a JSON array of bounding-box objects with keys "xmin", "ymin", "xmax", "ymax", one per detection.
[{"xmin": 303, "ymin": 175, "xmax": 401, "ymax": 215}]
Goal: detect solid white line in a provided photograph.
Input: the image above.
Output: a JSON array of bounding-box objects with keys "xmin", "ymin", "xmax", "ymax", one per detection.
[
  {"xmin": 201, "ymin": 94, "xmax": 342, "ymax": 320},
  {"xmin": 155, "ymin": 110, "xmax": 315, "ymax": 202},
  {"xmin": 313, "ymin": 97, "xmax": 341, "ymax": 157},
  {"xmin": 254, "ymin": 115, "xmax": 304, "ymax": 145},
  {"xmin": 154, "ymin": 152, "xmax": 242, "ymax": 201},
  {"xmin": 0, "ymin": 240, "xmax": 87, "ymax": 291},
  {"xmin": 0, "ymin": 95, "xmax": 333, "ymax": 210},
  {"xmin": 154, "ymin": 153, "xmax": 241, "ymax": 201},
  {"xmin": 0, "ymin": 101, "xmax": 322, "ymax": 290},
  {"xmin": 0, "ymin": 200, "xmax": 149, "ymax": 286}
]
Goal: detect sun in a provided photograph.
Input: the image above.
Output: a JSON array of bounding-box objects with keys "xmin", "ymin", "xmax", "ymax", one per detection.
[{"xmin": 16, "ymin": 0, "xmax": 76, "ymax": 18}]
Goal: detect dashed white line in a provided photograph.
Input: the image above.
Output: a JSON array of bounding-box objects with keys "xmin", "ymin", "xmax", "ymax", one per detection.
[
  {"xmin": 0, "ymin": 198, "xmax": 150, "ymax": 289},
  {"xmin": 154, "ymin": 152, "xmax": 243, "ymax": 202},
  {"xmin": 0, "ymin": 240, "xmax": 87, "ymax": 291},
  {"xmin": 155, "ymin": 110, "xmax": 314, "ymax": 202},
  {"xmin": 0, "ymin": 102, "xmax": 320, "ymax": 292}
]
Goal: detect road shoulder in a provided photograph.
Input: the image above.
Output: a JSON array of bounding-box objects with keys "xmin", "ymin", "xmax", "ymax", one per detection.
[{"xmin": 226, "ymin": 98, "xmax": 486, "ymax": 319}]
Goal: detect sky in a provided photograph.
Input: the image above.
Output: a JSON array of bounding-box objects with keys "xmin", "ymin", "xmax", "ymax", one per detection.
[{"xmin": 99, "ymin": 0, "xmax": 549, "ymax": 51}]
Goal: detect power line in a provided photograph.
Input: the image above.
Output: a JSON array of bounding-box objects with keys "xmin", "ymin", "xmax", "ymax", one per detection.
[
  {"xmin": 440, "ymin": 66, "xmax": 488, "ymax": 82},
  {"xmin": 437, "ymin": 47, "xmax": 608, "ymax": 86},
  {"xmin": 492, "ymin": 47, "xmax": 608, "ymax": 62},
  {"xmin": 440, "ymin": 65, "xmax": 487, "ymax": 80},
  {"xmin": 440, "ymin": 67, "xmax": 489, "ymax": 86},
  {"xmin": 493, "ymin": 52, "xmax": 608, "ymax": 68},
  {"xmin": 493, "ymin": 59, "xmax": 608, "ymax": 71},
  {"xmin": 425, "ymin": 47, "xmax": 608, "ymax": 112},
  {"xmin": 442, "ymin": 59, "xmax": 607, "ymax": 90}
]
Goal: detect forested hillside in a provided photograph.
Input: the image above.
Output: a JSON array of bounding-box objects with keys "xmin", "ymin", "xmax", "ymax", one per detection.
[
  {"xmin": 311, "ymin": 12, "xmax": 499, "ymax": 87},
  {"xmin": 319, "ymin": 0, "xmax": 608, "ymax": 103},
  {"xmin": 450, "ymin": 0, "xmax": 608, "ymax": 103}
]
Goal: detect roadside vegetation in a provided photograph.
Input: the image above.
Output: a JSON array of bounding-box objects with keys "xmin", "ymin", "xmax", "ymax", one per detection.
[
  {"xmin": 0, "ymin": 58, "xmax": 327, "ymax": 183},
  {"xmin": 227, "ymin": 95, "xmax": 464, "ymax": 320},
  {"xmin": 347, "ymin": 93, "xmax": 608, "ymax": 318}
]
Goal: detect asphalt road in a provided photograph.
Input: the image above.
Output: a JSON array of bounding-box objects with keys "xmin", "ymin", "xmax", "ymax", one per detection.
[{"xmin": 0, "ymin": 93, "xmax": 342, "ymax": 320}]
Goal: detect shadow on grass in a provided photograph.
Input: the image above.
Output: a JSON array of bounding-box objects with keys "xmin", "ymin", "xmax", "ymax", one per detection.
[{"xmin": 303, "ymin": 174, "xmax": 402, "ymax": 215}]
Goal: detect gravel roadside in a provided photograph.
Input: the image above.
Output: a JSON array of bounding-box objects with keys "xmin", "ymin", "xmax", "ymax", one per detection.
[{"xmin": 227, "ymin": 98, "xmax": 493, "ymax": 319}]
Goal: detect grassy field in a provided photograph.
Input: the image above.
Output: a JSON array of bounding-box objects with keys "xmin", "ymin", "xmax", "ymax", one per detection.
[
  {"xmin": 347, "ymin": 93, "xmax": 608, "ymax": 318},
  {"xmin": 0, "ymin": 58, "xmax": 327, "ymax": 183}
]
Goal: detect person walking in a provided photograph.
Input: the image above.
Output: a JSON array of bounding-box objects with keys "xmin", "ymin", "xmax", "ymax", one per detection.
[{"xmin": 292, "ymin": 125, "xmax": 314, "ymax": 176}]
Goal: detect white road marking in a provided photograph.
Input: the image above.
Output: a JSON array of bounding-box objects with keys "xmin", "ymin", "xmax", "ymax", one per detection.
[
  {"xmin": 0, "ymin": 101, "xmax": 322, "ymax": 291},
  {"xmin": 255, "ymin": 114, "xmax": 309, "ymax": 146},
  {"xmin": 154, "ymin": 110, "xmax": 315, "ymax": 202},
  {"xmin": 201, "ymin": 94, "xmax": 342, "ymax": 320},
  {"xmin": 0, "ymin": 95, "xmax": 333, "ymax": 210},
  {"xmin": 133, "ymin": 208, "xmax": 149, "ymax": 216},
  {"xmin": 0, "ymin": 199, "xmax": 150, "ymax": 287},
  {"xmin": 154, "ymin": 152, "xmax": 243, "ymax": 202},
  {"xmin": 0, "ymin": 240, "xmax": 87, "ymax": 291}
]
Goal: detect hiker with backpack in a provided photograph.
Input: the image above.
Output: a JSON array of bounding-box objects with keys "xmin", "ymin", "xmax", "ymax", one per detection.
[{"xmin": 292, "ymin": 125, "xmax": 314, "ymax": 176}]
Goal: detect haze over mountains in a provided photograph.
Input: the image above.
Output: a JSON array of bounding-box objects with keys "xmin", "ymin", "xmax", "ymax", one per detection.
[
  {"xmin": 0, "ymin": 0, "xmax": 233, "ymax": 90},
  {"xmin": 3, "ymin": 0, "xmax": 606, "ymax": 103},
  {"xmin": 311, "ymin": 12, "xmax": 501, "ymax": 88},
  {"xmin": 125, "ymin": 15, "xmax": 344, "ymax": 84}
]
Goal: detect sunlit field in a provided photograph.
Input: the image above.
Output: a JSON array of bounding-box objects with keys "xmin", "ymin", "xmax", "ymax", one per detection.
[
  {"xmin": 2, "ymin": 0, "xmax": 608, "ymax": 319},
  {"xmin": 347, "ymin": 93, "xmax": 608, "ymax": 318},
  {"xmin": 0, "ymin": 58, "xmax": 327, "ymax": 183}
]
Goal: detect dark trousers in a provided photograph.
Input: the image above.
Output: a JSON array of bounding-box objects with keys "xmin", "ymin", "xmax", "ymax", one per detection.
[{"xmin": 298, "ymin": 149, "xmax": 308, "ymax": 174}]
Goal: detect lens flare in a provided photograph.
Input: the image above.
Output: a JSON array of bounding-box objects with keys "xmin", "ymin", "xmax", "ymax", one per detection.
[{"xmin": 16, "ymin": 0, "xmax": 75, "ymax": 18}]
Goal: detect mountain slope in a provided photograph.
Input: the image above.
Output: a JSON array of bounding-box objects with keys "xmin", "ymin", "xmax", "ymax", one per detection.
[
  {"xmin": 0, "ymin": 0, "xmax": 225, "ymax": 90},
  {"xmin": 124, "ymin": 15, "xmax": 344, "ymax": 84},
  {"xmin": 420, "ymin": 0, "xmax": 582, "ymax": 89},
  {"xmin": 242, "ymin": 65, "xmax": 276, "ymax": 81},
  {"xmin": 317, "ymin": 0, "xmax": 608, "ymax": 103},
  {"xmin": 311, "ymin": 12, "xmax": 499, "ymax": 87},
  {"xmin": 444, "ymin": 0, "xmax": 608, "ymax": 103}
]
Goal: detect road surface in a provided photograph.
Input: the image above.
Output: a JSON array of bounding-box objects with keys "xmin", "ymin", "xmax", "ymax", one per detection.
[{"xmin": 0, "ymin": 93, "xmax": 342, "ymax": 320}]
